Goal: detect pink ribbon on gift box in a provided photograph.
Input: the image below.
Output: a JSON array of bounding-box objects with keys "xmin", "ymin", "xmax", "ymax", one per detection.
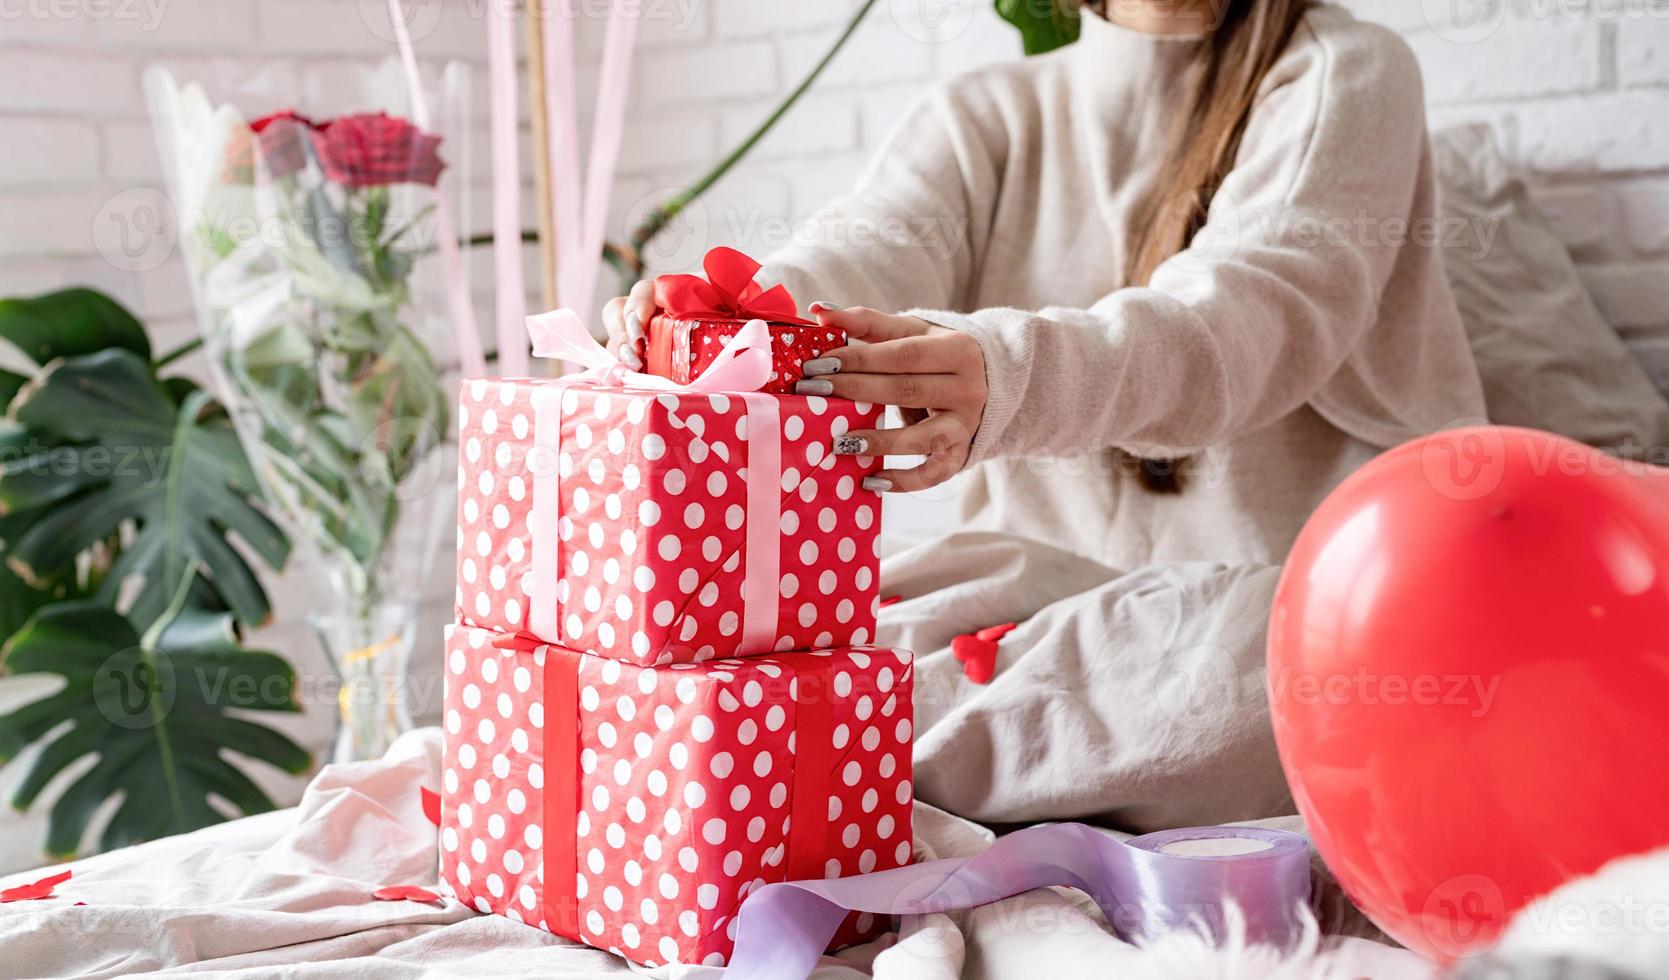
[{"xmin": 524, "ymin": 310, "xmax": 785, "ymax": 657}]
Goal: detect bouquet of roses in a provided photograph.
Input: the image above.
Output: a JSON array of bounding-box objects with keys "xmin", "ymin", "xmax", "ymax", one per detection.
[{"xmin": 149, "ymin": 66, "xmax": 466, "ymax": 760}]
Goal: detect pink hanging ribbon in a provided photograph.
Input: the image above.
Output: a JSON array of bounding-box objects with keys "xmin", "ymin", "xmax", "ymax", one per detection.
[
  {"xmin": 542, "ymin": 1, "xmax": 639, "ymax": 325},
  {"xmin": 485, "ymin": 0, "xmax": 529, "ymax": 378},
  {"xmin": 524, "ymin": 311, "xmax": 783, "ymax": 656},
  {"xmin": 385, "ymin": 0, "xmax": 486, "ymax": 378}
]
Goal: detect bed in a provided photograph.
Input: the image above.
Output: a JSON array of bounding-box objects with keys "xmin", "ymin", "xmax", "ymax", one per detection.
[{"xmin": 0, "ymin": 729, "xmax": 1428, "ymax": 980}]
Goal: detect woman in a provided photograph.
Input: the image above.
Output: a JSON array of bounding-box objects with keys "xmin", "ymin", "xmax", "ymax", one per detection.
[{"xmin": 605, "ymin": 0, "xmax": 1485, "ymax": 831}]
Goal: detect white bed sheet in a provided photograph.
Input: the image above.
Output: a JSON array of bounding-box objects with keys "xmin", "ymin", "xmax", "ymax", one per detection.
[{"xmin": 0, "ymin": 729, "xmax": 1427, "ymax": 980}]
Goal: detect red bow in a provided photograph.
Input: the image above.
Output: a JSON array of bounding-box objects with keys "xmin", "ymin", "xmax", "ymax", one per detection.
[{"xmin": 654, "ymin": 247, "xmax": 812, "ymax": 325}]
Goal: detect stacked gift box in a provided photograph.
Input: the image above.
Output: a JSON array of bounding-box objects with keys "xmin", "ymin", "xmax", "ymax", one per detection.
[{"xmin": 440, "ymin": 248, "xmax": 915, "ymax": 968}]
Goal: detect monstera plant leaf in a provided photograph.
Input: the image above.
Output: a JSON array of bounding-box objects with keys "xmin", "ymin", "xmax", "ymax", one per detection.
[
  {"xmin": 0, "ymin": 348, "xmax": 290, "ymax": 627},
  {"xmin": 996, "ymin": 0, "xmax": 1082, "ymax": 54},
  {"xmin": 0, "ymin": 598, "xmax": 310, "ymax": 856},
  {"xmin": 0, "ymin": 288, "xmax": 151, "ymax": 399}
]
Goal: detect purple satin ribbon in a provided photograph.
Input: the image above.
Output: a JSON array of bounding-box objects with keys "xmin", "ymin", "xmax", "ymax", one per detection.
[{"xmin": 723, "ymin": 822, "xmax": 1312, "ymax": 979}]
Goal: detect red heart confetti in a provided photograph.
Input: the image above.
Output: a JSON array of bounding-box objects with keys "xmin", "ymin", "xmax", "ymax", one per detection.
[
  {"xmin": 975, "ymin": 622, "xmax": 1017, "ymax": 643},
  {"xmin": 420, "ymin": 787, "xmax": 442, "ymax": 827},
  {"xmin": 950, "ymin": 634, "xmax": 999, "ymax": 684},
  {"xmin": 950, "ymin": 622, "xmax": 1022, "ymax": 685},
  {"xmin": 1, "ymin": 869, "xmax": 71, "ymax": 903},
  {"xmin": 373, "ymin": 884, "xmax": 441, "ymax": 904}
]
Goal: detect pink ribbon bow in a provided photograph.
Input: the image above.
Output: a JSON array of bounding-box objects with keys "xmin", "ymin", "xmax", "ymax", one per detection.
[
  {"xmin": 527, "ymin": 308, "xmax": 775, "ymax": 393},
  {"xmin": 523, "ymin": 308, "xmax": 786, "ymax": 657}
]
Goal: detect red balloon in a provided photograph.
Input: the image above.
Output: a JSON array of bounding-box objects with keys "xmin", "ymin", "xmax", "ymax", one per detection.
[{"xmin": 1268, "ymin": 426, "xmax": 1669, "ymax": 961}]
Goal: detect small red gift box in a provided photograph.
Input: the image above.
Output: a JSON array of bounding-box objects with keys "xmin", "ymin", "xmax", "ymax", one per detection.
[
  {"xmin": 645, "ymin": 247, "xmax": 844, "ymax": 394},
  {"xmin": 440, "ymin": 624, "xmax": 916, "ymax": 967},
  {"xmin": 455, "ymin": 370, "xmax": 883, "ymax": 665}
]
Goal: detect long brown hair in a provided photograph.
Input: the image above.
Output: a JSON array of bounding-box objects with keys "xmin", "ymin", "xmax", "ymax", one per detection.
[{"xmin": 1091, "ymin": 0, "xmax": 1313, "ymax": 493}]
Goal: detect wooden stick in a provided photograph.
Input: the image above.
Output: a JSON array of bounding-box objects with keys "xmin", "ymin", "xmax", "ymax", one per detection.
[{"xmin": 524, "ymin": 0, "xmax": 557, "ymax": 314}]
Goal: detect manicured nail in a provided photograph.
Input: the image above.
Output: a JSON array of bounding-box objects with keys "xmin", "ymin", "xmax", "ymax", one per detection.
[
  {"xmin": 802, "ymin": 357, "xmax": 841, "ymax": 377},
  {"xmin": 624, "ymin": 309, "xmax": 644, "ymax": 341},
  {"xmin": 795, "ymin": 379, "xmax": 833, "ymax": 396},
  {"xmin": 833, "ymin": 435, "xmax": 868, "ymax": 455},
  {"xmin": 810, "ymin": 301, "xmax": 843, "ymax": 313},
  {"xmin": 619, "ymin": 345, "xmax": 643, "ymax": 370},
  {"xmin": 862, "ymin": 477, "xmax": 893, "ymax": 493}
]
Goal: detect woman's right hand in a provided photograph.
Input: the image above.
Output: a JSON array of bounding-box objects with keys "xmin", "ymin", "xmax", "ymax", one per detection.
[{"xmin": 600, "ymin": 278, "xmax": 658, "ymax": 370}]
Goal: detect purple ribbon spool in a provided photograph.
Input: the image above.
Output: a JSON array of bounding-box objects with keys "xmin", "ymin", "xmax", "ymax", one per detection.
[{"xmin": 721, "ymin": 822, "xmax": 1312, "ymax": 980}]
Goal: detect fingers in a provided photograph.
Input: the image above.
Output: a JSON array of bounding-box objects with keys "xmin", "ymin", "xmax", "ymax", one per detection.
[
  {"xmin": 810, "ymin": 304, "xmax": 930, "ymax": 344},
  {"xmin": 836, "ymin": 415, "xmax": 971, "ymax": 493},
  {"xmin": 865, "ymin": 452, "xmax": 966, "ymax": 494},
  {"xmin": 834, "ymin": 414, "xmax": 968, "ymax": 459},
  {"xmin": 626, "ymin": 279, "xmax": 655, "ymax": 345},
  {"xmin": 797, "ymin": 372, "xmax": 962, "ymax": 409},
  {"xmin": 804, "ymin": 334, "xmax": 978, "ymax": 377},
  {"xmin": 606, "ymin": 280, "xmax": 656, "ymax": 369}
]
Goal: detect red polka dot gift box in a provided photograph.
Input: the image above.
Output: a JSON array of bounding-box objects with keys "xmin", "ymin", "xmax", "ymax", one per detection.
[
  {"xmin": 455, "ymin": 375, "xmax": 883, "ymax": 665},
  {"xmin": 645, "ymin": 316, "xmax": 846, "ymax": 396},
  {"xmin": 440, "ymin": 624, "xmax": 916, "ymax": 967},
  {"xmin": 644, "ymin": 245, "xmax": 841, "ymax": 395}
]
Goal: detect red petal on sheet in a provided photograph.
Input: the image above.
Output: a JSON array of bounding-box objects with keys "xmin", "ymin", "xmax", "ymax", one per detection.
[
  {"xmin": 1, "ymin": 869, "xmax": 72, "ymax": 903},
  {"xmin": 420, "ymin": 787, "xmax": 442, "ymax": 827},
  {"xmin": 373, "ymin": 884, "xmax": 442, "ymax": 903},
  {"xmin": 878, "ymin": 595, "xmax": 903, "ymax": 608},
  {"xmin": 974, "ymin": 622, "xmax": 1018, "ymax": 643}
]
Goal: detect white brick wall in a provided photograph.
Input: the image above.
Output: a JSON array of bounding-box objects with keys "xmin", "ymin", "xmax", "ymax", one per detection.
[{"xmin": 1, "ymin": 0, "xmax": 1667, "ymax": 871}]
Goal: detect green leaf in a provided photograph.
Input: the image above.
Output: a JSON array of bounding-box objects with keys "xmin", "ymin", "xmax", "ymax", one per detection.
[
  {"xmin": 0, "ymin": 288, "xmax": 151, "ymax": 372},
  {"xmin": 4, "ymin": 349, "xmax": 289, "ymax": 626},
  {"xmin": 995, "ymin": 0, "xmax": 1081, "ymax": 55},
  {"xmin": 0, "ymin": 600, "xmax": 310, "ymax": 857}
]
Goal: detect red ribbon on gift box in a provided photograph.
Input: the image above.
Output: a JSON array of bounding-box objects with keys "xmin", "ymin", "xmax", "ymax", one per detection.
[
  {"xmin": 487, "ymin": 631, "xmax": 839, "ymax": 939},
  {"xmin": 655, "ymin": 247, "xmax": 813, "ymax": 325}
]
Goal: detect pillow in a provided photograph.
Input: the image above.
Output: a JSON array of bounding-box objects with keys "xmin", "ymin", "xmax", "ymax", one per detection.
[{"xmin": 1434, "ymin": 123, "xmax": 1669, "ymax": 456}]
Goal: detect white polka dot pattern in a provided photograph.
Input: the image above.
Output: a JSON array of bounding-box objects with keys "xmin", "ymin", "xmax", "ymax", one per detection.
[
  {"xmin": 440, "ymin": 624, "xmax": 915, "ymax": 968},
  {"xmin": 455, "ymin": 379, "xmax": 883, "ymax": 665},
  {"xmin": 655, "ymin": 317, "xmax": 847, "ymax": 395}
]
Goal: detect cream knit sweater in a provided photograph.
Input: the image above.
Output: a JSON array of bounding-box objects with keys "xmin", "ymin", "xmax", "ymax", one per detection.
[{"xmin": 762, "ymin": 5, "xmax": 1486, "ymax": 569}]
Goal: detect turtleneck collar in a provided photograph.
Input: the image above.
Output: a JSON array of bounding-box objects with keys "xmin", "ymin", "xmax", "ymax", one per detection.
[
  {"xmin": 1075, "ymin": 7, "xmax": 1209, "ymax": 52},
  {"xmin": 1070, "ymin": 9, "xmax": 1205, "ymax": 98}
]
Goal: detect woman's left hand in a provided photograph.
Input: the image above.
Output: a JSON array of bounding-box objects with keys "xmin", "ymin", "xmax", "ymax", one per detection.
[{"xmin": 794, "ymin": 303, "xmax": 987, "ymax": 492}]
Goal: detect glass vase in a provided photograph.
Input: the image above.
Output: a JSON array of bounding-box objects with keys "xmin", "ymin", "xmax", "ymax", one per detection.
[{"xmin": 313, "ymin": 599, "xmax": 419, "ymax": 764}]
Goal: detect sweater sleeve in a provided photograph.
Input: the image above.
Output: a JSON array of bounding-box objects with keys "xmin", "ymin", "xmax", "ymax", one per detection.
[
  {"xmin": 918, "ymin": 28, "xmax": 1440, "ymax": 465},
  {"xmin": 757, "ymin": 82, "xmax": 994, "ymax": 316}
]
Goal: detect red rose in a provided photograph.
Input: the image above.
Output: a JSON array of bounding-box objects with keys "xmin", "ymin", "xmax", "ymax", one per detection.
[
  {"xmin": 309, "ymin": 112, "xmax": 444, "ymax": 188},
  {"xmin": 223, "ymin": 109, "xmax": 317, "ymax": 183},
  {"xmin": 250, "ymin": 109, "xmax": 316, "ymax": 134},
  {"xmin": 250, "ymin": 110, "xmax": 316, "ymax": 181}
]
